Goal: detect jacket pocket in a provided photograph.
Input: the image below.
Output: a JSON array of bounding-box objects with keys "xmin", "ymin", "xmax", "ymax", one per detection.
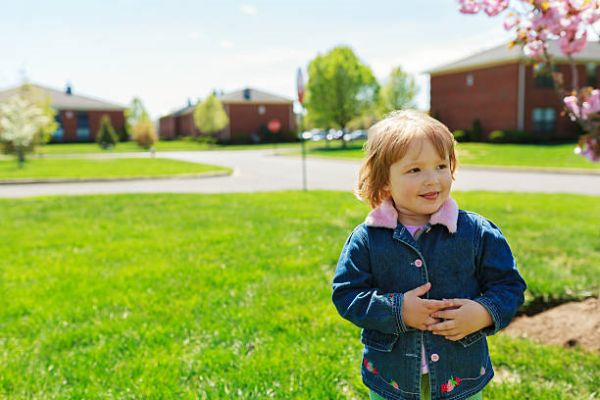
[
  {"xmin": 458, "ymin": 331, "xmax": 485, "ymax": 348},
  {"xmin": 361, "ymin": 329, "xmax": 399, "ymax": 352}
]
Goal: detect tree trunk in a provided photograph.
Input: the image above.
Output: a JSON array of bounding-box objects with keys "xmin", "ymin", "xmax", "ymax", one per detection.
[{"xmin": 16, "ymin": 146, "xmax": 25, "ymax": 168}]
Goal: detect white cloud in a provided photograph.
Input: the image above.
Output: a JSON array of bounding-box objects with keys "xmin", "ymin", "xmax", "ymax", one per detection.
[
  {"xmin": 187, "ymin": 31, "xmax": 208, "ymax": 40},
  {"xmin": 240, "ymin": 4, "xmax": 257, "ymax": 16},
  {"xmin": 219, "ymin": 39, "xmax": 234, "ymax": 49}
]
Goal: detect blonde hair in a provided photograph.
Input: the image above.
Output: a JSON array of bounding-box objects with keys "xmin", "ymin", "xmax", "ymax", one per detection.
[{"xmin": 356, "ymin": 110, "xmax": 457, "ymax": 208}]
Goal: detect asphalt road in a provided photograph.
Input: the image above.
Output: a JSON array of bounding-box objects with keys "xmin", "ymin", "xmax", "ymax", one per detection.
[{"xmin": 1, "ymin": 149, "xmax": 599, "ymax": 198}]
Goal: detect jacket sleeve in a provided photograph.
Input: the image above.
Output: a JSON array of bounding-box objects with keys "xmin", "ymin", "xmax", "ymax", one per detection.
[
  {"xmin": 331, "ymin": 226, "xmax": 410, "ymax": 335},
  {"xmin": 473, "ymin": 218, "xmax": 527, "ymax": 335}
]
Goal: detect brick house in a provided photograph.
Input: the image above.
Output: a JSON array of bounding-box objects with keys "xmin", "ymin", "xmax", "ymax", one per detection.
[
  {"xmin": 429, "ymin": 41, "xmax": 600, "ymax": 140},
  {"xmin": 159, "ymin": 87, "xmax": 295, "ymax": 143},
  {"xmin": 0, "ymin": 83, "xmax": 126, "ymax": 143}
]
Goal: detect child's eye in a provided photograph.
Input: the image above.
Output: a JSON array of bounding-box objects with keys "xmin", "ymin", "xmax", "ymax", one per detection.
[
  {"xmin": 407, "ymin": 168, "xmax": 420, "ymax": 173},
  {"xmin": 437, "ymin": 164, "xmax": 448, "ymax": 170}
]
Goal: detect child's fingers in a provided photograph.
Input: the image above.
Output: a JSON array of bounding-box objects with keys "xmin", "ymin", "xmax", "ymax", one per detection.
[
  {"xmin": 431, "ymin": 309, "xmax": 459, "ymax": 319},
  {"xmin": 422, "ymin": 299, "xmax": 449, "ymax": 311},
  {"xmin": 427, "ymin": 319, "xmax": 455, "ymax": 333}
]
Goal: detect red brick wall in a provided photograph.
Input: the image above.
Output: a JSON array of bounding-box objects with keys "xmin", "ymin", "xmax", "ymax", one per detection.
[
  {"xmin": 524, "ymin": 63, "xmax": 583, "ymax": 139},
  {"xmin": 61, "ymin": 110, "xmax": 78, "ymax": 141},
  {"xmin": 169, "ymin": 102, "xmax": 295, "ymax": 143},
  {"xmin": 430, "ymin": 64, "xmax": 519, "ymax": 137},
  {"xmin": 227, "ymin": 103, "xmax": 294, "ymax": 143},
  {"xmin": 159, "ymin": 116, "xmax": 176, "ymax": 139},
  {"xmin": 60, "ymin": 110, "xmax": 124, "ymax": 142},
  {"xmin": 88, "ymin": 111, "xmax": 125, "ymax": 140}
]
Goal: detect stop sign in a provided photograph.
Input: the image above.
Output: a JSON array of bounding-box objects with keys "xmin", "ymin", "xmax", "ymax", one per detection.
[{"xmin": 268, "ymin": 119, "xmax": 281, "ymax": 133}]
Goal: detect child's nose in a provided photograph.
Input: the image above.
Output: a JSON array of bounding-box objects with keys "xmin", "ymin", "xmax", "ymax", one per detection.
[{"xmin": 423, "ymin": 170, "xmax": 439, "ymax": 184}]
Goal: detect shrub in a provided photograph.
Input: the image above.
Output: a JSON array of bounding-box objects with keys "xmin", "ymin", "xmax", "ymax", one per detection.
[
  {"xmin": 196, "ymin": 135, "xmax": 217, "ymax": 147},
  {"xmin": 96, "ymin": 115, "xmax": 118, "ymax": 149},
  {"xmin": 453, "ymin": 130, "xmax": 468, "ymax": 142},
  {"xmin": 131, "ymin": 118, "xmax": 158, "ymax": 149},
  {"xmin": 469, "ymin": 119, "xmax": 483, "ymax": 142},
  {"xmin": 489, "ymin": 130, "xmax": 506, "ymax": 143}
]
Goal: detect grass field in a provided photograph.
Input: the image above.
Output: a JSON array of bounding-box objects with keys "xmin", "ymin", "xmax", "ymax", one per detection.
[
  {"xmin": 36, "ymin": 140, "xmax": 300, "ymax": 154},
  {"xmin": 1, "ymin": 192, "xmax": 598, "ymax": 398},
  {"xmin": 306, "ymin": 141, "xmax": 600, "ymax": 171},
  {"xmin": 0, "ymin": 158, "xmax": 230, "ymax": 181}
]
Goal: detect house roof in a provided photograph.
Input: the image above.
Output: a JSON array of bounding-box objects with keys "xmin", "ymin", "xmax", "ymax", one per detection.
[
  {"xmin": 429, "ymin": 41, "xmax": 600, "ymax": 76},
  {"xmin": 0, "ymin": 83, "xmax": 126, "ymax": 111},
  {"xmin": 219, "ymin": 87, "xmax": 292, "ymax": 103},
  {"xmin": 164, "ymin": 87, "xmax": 292, "ymax": 118}
]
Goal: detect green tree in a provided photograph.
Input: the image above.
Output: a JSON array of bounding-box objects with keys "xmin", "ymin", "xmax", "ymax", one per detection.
[
  {"xmin": 124, "ymin": 97, "xmax": 149, "ymax": 141},
  {"xmin": 305, "ymin": 46, "xmax": 379, "ymax": 146},
  {"xmin": 96, "ymin": 115, "xmax": 118, "ymax": 149},
  {"xmin": 132, "ymin": 114, "xmax": 158, "ymax": 150},
  {"xmin": 378, "ymin": 66, "xmax": 418, "ymax": 114},
  {"xmin": 193, "ymin": 94, "xmax": 229, "ymax": 141}
]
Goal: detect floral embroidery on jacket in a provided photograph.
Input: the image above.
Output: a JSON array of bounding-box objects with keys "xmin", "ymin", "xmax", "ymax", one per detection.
[
  {"xmin": 441, "ymin": 376, "xmax": 461, "ymax": 393},
  {"xmin": 363, "ymin": 357, "xmax": 378, "ymax": 375}
]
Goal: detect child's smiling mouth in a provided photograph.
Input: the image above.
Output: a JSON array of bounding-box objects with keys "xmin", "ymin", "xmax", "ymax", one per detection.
[{"xmin": 420, "ymin": 192, "xmax": 439, "ymax": 200}]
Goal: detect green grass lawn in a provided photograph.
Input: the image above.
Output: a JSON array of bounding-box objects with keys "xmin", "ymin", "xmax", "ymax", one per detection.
[
  {"xmin": 306, "ymin": 141, "xmax": 600, "ymax": 171},
  {"xmin": 0, "ymin": 158, "xmax": 230, "ymax": 181},
  {"xmin": 36, "ymin": 140, "xmax": 301, "ymax": 155},
  {"xmin": 0, "ymin": 192, "xmax": 598, "ymax": 398}
]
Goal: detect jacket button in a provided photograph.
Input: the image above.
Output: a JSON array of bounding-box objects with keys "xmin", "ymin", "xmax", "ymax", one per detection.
[
  {"xmin": 414, "ymin": 259, "xmax": 423, "ymax": 267},
  {"xmin": 431, "ymin": 353, "xmax": 440, "ymax": 362}
]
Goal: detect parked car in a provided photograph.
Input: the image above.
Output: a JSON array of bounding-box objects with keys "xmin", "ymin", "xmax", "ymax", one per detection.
[
  {"xmin": 310, "ymin": 129, "xmax": 328, "ymax": 141},
  {"xmin": 343, "ymin": 129, "xmax": 368, "ymax": 141},
  {"xmin": 326, "ymin": 129, "xmax": 344, "ymax": 141}
]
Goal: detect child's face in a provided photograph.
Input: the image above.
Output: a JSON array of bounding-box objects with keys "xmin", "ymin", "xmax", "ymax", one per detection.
[{"xmin": 384, "ymin": 138, "xmax": 452, "ymax": 226}]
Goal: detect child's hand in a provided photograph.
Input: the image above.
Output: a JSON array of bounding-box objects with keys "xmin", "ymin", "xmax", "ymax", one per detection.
[
  {"xmin": 402, "ymin": 282, "xmax": 448, "ymax": 331},
  {"xmin": 426, "ymin": 299, "xmax": 493, "ymax": 341}
]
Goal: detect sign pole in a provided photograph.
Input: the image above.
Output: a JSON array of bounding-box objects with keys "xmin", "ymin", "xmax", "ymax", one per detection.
[{"xmin": 297, "ymin": 67, "xmax": 307, "ymax": 192}]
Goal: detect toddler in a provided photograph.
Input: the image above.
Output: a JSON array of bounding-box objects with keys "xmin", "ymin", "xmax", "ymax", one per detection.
[{"xmin": 332, "ymin": 110, "xmax": 526, "ymax": 400}]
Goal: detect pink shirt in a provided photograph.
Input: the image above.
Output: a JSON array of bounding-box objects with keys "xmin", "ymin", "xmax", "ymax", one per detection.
[{"xmin": 404, "ymin": 225, "xmax": 430, "ymax": 375}]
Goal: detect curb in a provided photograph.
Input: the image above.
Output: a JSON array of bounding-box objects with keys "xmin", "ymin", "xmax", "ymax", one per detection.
[{"xmin": 0, "ymin": 171, "xmax": 232, "ymax": 185}]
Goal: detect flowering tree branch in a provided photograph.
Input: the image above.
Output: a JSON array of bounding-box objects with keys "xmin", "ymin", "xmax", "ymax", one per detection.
[{"xmin": 457, "ymin": 0, "xmax": 600, "ymax": 161}]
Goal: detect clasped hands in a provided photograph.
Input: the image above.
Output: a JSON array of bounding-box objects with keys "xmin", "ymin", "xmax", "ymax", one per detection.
[{"xmin": 400, "ymin": 282, "xmax": 492, "ymax": 341}]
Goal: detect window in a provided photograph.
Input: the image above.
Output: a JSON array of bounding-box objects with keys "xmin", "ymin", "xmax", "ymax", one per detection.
[
  {"xmin": 76, "ymin": 112, "xmax": 90, "ymax": 141},
  {"xmin": 51, "ymin": 113, "xmax": 64, "ymax": 142},
  {"xmin": 533, "ymin": 63, "xmax": 555, "ymax": 88},
  {"xmin": 532, "ymin": 108, "xmax": 556, "ymax": 134},
  {"xmin": 587, "ymin": 63, "xmax": 597, "ymax": 87},
  {"xmin": 466, "ymin": 73, "xmax": 474, "ymax": 87},
  {"xmin": 258, "ymin": 105, "xmax": 266, "ymax": 115}
]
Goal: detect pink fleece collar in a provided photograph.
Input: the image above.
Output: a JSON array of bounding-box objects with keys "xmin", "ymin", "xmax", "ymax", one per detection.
[{"xmin": 365, "ymin": 197, "xmax": 459, "ymax": 233}]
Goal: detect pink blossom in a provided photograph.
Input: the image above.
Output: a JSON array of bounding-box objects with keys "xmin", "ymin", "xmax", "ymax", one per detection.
[
  {"xmin": 575, "ymin": 137, "xmax": 600, "ymax": 162},
  {"xmin": 523, "ymin": 40, "xmax": 545, "ymax": 59},
  {"xmin": 563, "ymin": 95, "xmax": 580, "ymax": 119},
  {"xmin": 458, "ymin": 0, "xmax": 482, "ymax": 14},
  {"xmin": 483, "ymin": 0, "xmax": 509, "ymax": 16},
  {"xmin": 559, "ymin": 30, "xmax": 587, "ymax": 55},
  {"xmin": 581, "ymin": 89, "xmax": 600, "ymax": 120},
  {"xmin": 503, "ymin": 13, "xmax": 520, "ymax": 30},
  {"xmin": 581, "ymin": 4, "xmax": 600, "ymax": 24}
]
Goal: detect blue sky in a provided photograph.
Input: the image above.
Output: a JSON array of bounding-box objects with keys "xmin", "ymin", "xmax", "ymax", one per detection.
[{"xmin": 1, "ymin": 1, "xmax": 519, "ymax": 118}]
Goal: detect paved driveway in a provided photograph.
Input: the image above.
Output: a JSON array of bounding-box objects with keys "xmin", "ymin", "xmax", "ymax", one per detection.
[{"xmin": 0, "ymin": 150, "xmax": 599, "ymax": 198}]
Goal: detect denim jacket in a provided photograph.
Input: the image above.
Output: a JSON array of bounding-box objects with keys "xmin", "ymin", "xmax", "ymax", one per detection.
[{"xmin": 332, "ymin": 198, "xmax": 526, "ymax": 400}]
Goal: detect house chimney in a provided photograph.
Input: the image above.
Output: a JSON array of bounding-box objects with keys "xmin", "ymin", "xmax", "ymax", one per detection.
[
  {"xmin": 243, "ymin": 88, "xmax": 251, "ymax": 100},
  {"xmin": 65, "ymin": 83, "xmax": 73, "ymax": 95}
]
